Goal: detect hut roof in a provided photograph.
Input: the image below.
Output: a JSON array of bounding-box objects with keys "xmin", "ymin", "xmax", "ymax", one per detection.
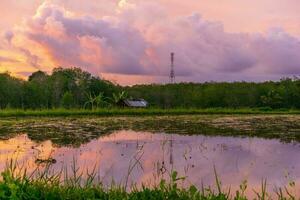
[{"xmin": 123, "ymin": 99, "xmax": 148, "ymax": 108}]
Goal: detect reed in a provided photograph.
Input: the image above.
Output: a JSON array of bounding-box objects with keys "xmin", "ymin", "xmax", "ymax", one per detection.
[{"xmin": 0, "ymin": 161, "xmax": 296, "ymax": 200}]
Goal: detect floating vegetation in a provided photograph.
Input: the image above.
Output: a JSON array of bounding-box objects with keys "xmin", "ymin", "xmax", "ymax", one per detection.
[
  {"xmin": 1, "ymin": 115, "xmax": 300, "ymax": 146},
  {"xmin": 35, "ymin": 158, "xmax": 57, "ymax": 165}
]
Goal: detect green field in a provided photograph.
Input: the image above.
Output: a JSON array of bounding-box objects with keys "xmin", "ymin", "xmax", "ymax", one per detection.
[{"xmin": 1, "ymin": 108, "xmax": 300, "ymax": 117}]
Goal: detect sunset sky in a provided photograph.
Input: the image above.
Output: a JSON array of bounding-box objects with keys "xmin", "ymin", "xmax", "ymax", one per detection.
[{"xmin": 0, "ymin": 0, "xmax": 300, "ymax": 85}]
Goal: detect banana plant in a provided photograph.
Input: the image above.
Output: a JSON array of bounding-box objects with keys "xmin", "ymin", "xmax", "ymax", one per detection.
[
  {"xmin": 110, "ymin": 91, "xmax": 128, "ymax": 106},
  {"xmin": 84, "ymin": 92, "xmax": 97, "ymax": 110},
  {"xmin": 94, "ymin": 92, "xmax": 110, "ymax": 108},
  {"xmin": 84, "ymin": 92, "xmax": 110, "ymax": 109}
]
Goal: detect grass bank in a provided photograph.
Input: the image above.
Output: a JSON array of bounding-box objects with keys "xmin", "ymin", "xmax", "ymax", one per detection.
[{"xmin": 1, "ymin": 108, "xmax": 300, "ymax": 117}]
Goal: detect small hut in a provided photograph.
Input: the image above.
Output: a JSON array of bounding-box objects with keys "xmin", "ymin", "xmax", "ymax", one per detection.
[{"xmin": 122, "ymin": 98, "xmax": 148, "ymax": 108}]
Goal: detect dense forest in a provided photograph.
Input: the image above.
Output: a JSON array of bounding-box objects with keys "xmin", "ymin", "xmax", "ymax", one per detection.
[
  {"xmin": 126, "ymin": 79, "xmax": 300, "ymax": 109},
  {"xmin": 1, "ymin": 67, "xmax": 300, "ymax": 109}
]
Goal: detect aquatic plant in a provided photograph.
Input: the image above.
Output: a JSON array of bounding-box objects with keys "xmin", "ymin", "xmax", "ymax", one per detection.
[{"xmin": 2, "ymin": 114, "xmax": 300, "ymax": 147}]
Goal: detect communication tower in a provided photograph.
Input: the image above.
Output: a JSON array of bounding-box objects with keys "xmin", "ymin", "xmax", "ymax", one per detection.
[{"xmin": 170, "ymin": 52, "xmax": 175, "ymax": 83}]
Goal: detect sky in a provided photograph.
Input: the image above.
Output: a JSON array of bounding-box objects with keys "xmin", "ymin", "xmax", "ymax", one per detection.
[{"xmin": 0, "ymin": 0, "xmax": 300, "ymax": 85}]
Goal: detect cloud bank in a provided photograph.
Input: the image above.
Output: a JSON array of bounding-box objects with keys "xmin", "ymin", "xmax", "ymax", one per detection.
[{"xmin": 4, "ymin": 1, "xmax": 300, "ymax": 83}]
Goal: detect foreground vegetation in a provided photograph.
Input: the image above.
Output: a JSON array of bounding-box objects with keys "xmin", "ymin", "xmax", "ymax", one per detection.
[
  {"xmin": 0, "ymin": 162, "xmax": 296, "ymax": 200},
  {"xmin": 2, "ymin": 67, "xmax": 300, "ymax": 109}
]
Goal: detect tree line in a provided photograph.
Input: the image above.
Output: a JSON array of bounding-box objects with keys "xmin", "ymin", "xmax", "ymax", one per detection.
[
  {"xmin": 1, "ymin": 67, "xmax": 300, "ymax": 109},
  {"xmin": 126, "ymin": 78, "xmax": 300, "ymax": 109},
  {"xmin": 0, "ymin": 67, "xmax": 121, "ymax": 109}
]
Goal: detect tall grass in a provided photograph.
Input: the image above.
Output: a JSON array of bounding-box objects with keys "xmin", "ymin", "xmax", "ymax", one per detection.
[
  {"xmin": 0, "ymin": 107, "xmax": 300, "ymax": 117},
  {"xmin": 0, "ymin": 161, "xmax": 297, "ymax": 200}
]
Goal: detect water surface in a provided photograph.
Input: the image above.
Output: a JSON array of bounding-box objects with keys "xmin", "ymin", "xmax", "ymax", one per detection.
[{"xmin": 1, "ymin": 130, "xmax": 300, "ymax": 196}]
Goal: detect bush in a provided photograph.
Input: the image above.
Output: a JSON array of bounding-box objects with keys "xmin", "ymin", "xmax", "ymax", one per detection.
[
  {"xmin": 61, "ymin": 92, "xmax": 74, "ymax": 109},
  {"xmin": 258, "ymin": 107, "xmax": 272, "ymax": 111}
]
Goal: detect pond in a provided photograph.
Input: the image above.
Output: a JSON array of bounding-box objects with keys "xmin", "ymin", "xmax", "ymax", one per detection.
[{"xmin": 1, "ymin": 128, "xmax": 300, "ymax": 197}]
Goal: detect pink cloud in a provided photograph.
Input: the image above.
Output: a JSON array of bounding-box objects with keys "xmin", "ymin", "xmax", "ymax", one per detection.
[
  {"xmin": 0, "ymin": 56, "xmax": 18, "ymax": 63},
  {"xmin": 4, "ymin": 1, "xmax": 300, "ymax": 84}
]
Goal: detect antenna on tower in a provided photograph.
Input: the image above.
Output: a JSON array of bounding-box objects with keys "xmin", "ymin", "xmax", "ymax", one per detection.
[{"xmin": 170, "ymin": 52, "xmax": 175, "ymax": 83}]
